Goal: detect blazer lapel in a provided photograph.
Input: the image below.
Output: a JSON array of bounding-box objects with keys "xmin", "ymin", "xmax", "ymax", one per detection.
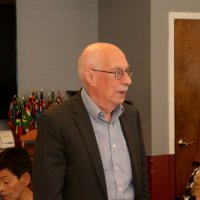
[
  {"xmin": 120, "ymin": 113, "xmax": 137, "ymax": 166},
  {"xmin": 119, "ymin": 108, "xmax": 141, "ymax": 195},
  {"xmin": 72, "ymin": 94, "xmax": 107, "ymax": 196}
]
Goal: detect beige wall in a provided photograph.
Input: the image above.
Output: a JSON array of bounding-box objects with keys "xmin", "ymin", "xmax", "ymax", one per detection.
[
  {"xmin": 17, "ymin": 0, "xmax": 98, "ymax": 97},
  {"xmin": 151, "ymin": 0, "xmax": 200, "ymax": 155},
  {"xmin": 99, "ymin": 0, "xmax": 200, "ymax": 155},
  {"xmin": 2, "ymin": 0, "xmax": 200, "ymax": 156},
  {"xmin": 98, "ymin": 0, "xmax": 151, "ymax": 154},
  {"xmin": 0, "ymin": 0, "xmax": 98, "ymax": 129}
]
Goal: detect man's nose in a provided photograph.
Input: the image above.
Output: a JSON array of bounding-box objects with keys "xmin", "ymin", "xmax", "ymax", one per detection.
[
  {"xmin": 123, "ymin": 71, "xmax": 132, "ymax": 85},
  {"xmin": 0, "ymin": 183, "xmax": 5, "ymax": 192}
]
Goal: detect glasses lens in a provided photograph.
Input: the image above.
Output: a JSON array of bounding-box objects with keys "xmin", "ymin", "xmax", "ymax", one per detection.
[
  {"xmin": 126, "ymin": 68, "xmax": 133, "ymax": 78},
  {"xmin": 115, "ymin": 68, "xmax": 133, "ymax": 80},
  {"xmin": 115, "ymin": 69, "xmax": 124, "ymax": 79}
]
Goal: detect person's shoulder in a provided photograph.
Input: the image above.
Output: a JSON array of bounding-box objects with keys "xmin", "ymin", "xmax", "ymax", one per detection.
[
  {"xmin": 123, "ymin": 101, "xmax": 137, "ymax": 112},
  {"xmin": 45, "ymin": 100, "xmax": 69, "ymax": 115},
  {"xmin": 122, "ymin": 101, "xmax": 140, "ymax": 119},
  {"xmin": 43, "ymin": 91, "xmax": 83, "ymax": 116}
]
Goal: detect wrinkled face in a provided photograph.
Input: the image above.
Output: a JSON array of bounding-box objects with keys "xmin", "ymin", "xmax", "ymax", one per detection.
[
  {"xmin": 94, "ymin": 66, "xmax": 132, "ymax": 107},
  {"xmin": 90, "ymin": 51, "xmax": 132, "ymax": 110},
  {"xmin": 0, "ymin": 169, "xmax": 26, "ymax": 200}
]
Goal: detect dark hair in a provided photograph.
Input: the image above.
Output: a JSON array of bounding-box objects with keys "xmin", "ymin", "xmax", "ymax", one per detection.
[{"xmin": 0, "ymin": 147, "xmax": 32, "ymax": 179}]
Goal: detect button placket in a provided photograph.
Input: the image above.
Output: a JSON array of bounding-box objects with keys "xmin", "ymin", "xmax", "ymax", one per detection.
[{"xmin": 109, "ymin": 123, "xmax": 122, "ymax": 194}]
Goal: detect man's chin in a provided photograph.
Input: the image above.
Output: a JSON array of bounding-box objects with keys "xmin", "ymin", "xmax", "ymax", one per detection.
[{"xmin": 116, "ymin": 98, "xmax": 125, "ymax": 105}]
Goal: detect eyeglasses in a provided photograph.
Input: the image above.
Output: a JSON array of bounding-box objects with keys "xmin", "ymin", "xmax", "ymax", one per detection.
[{"xmin": 91, "ymin": 67, "xmax": 133, "ymax": 80}]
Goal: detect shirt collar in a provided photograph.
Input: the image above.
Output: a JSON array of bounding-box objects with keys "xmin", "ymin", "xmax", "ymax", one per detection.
[{"xmin": 81, "ymin": 88, "xmax": 124, "ymax": 122}]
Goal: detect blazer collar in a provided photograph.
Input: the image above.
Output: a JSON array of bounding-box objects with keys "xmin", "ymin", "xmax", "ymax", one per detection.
[
  {"xmin": 71, "ymin": 92, "xmax": 138, "ymax": 196},
  {"xmin": 120, "ymin": 109, "xmax": 141, "ymax": 194},
  {"xmin": 71, "ymin": 92, "xmax": 108, "ymax": 196}
]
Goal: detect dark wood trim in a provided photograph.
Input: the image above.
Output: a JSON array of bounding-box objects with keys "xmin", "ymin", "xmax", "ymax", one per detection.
[{"xmin": 0, "ymin": 0, "xmax": 15, "ymax": 5}]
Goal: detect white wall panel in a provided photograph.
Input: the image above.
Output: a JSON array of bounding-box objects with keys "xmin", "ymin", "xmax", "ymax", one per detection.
[{"xmin": 16, "ymin": 0, "xmax": 98, "ymax": 97}]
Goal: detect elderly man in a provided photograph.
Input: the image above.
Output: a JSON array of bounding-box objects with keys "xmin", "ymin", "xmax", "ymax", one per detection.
[{"xmin": 33, "ymin": 42, "xmax": 149, "ymax": 200}]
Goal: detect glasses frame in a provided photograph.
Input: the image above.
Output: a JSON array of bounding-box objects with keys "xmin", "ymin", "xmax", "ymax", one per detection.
[{"xmin": 91, "ymin": 67, "xmax": 133, "ymax": 80}]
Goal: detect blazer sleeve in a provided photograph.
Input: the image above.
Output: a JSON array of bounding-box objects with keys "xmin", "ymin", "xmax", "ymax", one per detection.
[
  {"xmin": 32, "ymin": 111, "xmax": 66, "ymax": 200},
  {"xmin": 120, "ymin": 103, "xmax": 149, "ymax": 200},
  {"xmin": 136, "ymin": 109, "xmax": 149, "ymax": 199}
]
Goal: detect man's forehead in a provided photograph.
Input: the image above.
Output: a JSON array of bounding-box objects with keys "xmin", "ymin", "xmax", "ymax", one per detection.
[{"xmin": 0, "ymin": 169, "xmax": 13, "ymax": 178}]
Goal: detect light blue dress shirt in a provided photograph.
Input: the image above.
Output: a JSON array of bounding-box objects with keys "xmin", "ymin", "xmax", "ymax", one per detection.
[{"xmin": 81, "ymin": 88, "xmax": 134, "ymax": 200}]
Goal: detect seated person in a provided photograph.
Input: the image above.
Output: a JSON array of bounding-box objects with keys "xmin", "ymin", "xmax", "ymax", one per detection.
[
  {"xmin": 192, "ymin": 171, "xmax": 200, "ymax": 200},
  {"xmin": 183, "ymin": 166, "xmax": 200, "ymax": 200},
  {"xmin": 0, "ymin": 147, "xmax": 33, "ymax": 200}
]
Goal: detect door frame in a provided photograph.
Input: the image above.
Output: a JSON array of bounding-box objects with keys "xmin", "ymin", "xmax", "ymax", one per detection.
[{"xmin": 168, "ymin": 12, "xmax": 200, "ymax": 154}]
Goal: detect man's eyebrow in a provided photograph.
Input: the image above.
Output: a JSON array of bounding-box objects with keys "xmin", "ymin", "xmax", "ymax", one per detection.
[{"xmin": 114, "ymin": 66, "xmax": 130, "ymax": 70}]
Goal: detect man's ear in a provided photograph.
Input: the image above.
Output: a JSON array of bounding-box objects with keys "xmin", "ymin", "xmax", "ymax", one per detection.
[
  {"xmin": 84, "ymin": 69, "xmax": 95, "ymax": 86},
  {"xmin": 20, "ymin": 172, "xmax": 31, "ymax": 186}
]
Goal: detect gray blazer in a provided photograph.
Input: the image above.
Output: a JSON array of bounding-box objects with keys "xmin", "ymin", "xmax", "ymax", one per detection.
[{"xmin": 32, "ymin": 91, "xmax": 149, "ymax": 200}]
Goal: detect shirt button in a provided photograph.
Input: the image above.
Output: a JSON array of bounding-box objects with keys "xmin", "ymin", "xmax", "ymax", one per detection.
[
  {"xmin": 118, "ymin": 187, "xmax": 122, "ymax": 191},
  {"xmin": 115, "ymin": 166, "xmax": 118, "ymax": 170},
  {"xmin": 112, "ymin": 144, "xmax": 116, "ymax": 148}
]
